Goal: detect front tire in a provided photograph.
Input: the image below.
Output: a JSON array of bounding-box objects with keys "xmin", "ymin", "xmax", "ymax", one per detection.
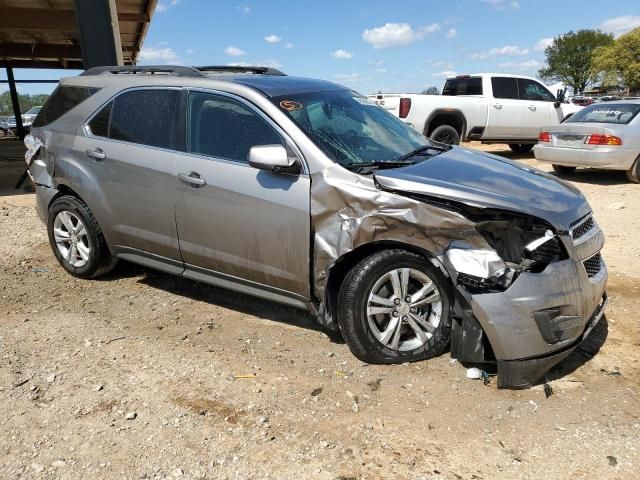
[
  {"xmin": 552, "ymin": 164, "xmax": 577, "ymax": 175},
  {"xmin": 508, "ymin": 144, "xmax": 534, "ymax": 154},
  {"xmin": 338, "ymin": 249, "xmax": 451, "ymax": 364},
  {"xmin": 47, "ymin": 195, "xmax": 116, "ymax": 278},
  {"xmin": 429, "ymin": 125, "xmax": 460, "ymax": 145}
]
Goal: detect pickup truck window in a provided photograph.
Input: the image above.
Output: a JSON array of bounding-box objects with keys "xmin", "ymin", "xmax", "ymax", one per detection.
[
  {"xmin": 272, "ymin": 90, "xmax": 427, "ymax": 168},
  {"xmin": 442, "ymin": 77, "xmax": 483, "ymax": 96},
  {"xmin": 491, "ymin": 77, "xmax": 518, "ymax": 100},
  {"xmin": 518, "ymin": 78, "xmax": 555, "ymax": 102}
]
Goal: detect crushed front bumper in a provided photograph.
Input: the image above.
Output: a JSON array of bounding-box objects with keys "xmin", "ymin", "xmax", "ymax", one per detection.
[{"xmin": 451, "ymin": 217, "xmax": 608, "ymax": 388}]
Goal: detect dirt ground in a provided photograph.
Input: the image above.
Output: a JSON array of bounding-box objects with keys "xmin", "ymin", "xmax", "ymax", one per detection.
[{"xmin": 0, "ymin": 142, "xmax": 639, "ymax": 480}]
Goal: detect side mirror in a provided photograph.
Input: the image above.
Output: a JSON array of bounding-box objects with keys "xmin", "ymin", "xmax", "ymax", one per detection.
[{"xmin": 248, "ymin": 144, "xmax": 297, "ymax": 172}]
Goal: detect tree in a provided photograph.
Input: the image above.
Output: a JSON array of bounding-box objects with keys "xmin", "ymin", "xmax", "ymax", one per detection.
[
  {"xmin": 421, "ymin": 86, "xmax": 439, "ymax": 95},
  {"xmin": 0, "ymin": 91, "xmax": 50, "ymax": 117},
  {"xmin": 592, "ymin": 27, "xmax": 640, "ymax": 95},
  {"xmin": 538, "ymin": 29, "xmax": 613, "ymax": 94}
]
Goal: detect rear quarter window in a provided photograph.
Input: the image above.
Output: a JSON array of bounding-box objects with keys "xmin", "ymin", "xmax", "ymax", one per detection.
[
  {"xmin": 442, "ymin": 77, "xmax": 483, "ymax": 96},
  {"xmin": 32, "ymin": 85, "xmax": 99, "ymax": 127},
  {"xmin": 567, "ymin": 103, "xmax": 640, "ymax": 124}
]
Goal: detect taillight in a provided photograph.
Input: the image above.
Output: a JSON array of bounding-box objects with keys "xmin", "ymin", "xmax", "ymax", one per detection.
[
  {"xmin": 538, "ymin": 131, "xmax": 551, "ymax": 142},
  {"xmin": 399, "ymin": 98, "xmax": 411, "ymax": 118},
  {"xmin": 586, "ymin": 134, "xmax": 622, "ymax": 146}
]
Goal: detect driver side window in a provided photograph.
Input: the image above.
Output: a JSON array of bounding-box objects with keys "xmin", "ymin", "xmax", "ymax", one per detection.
[
  {"xmin": 518, "ymin": 78, "xmax": 555, "ymax": 102},
  {"xmin": 187, "ymin": 92, "xmax": 284, "ymax": 163}
]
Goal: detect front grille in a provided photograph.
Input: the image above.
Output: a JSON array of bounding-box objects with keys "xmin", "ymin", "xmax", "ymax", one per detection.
[
  {"xmin": 572, "ymin": 216, "xmax": 594, "ymax": 240},
  {"xmin": 583, "ymin": 253, "xmax": 603, "ymax": 278}
]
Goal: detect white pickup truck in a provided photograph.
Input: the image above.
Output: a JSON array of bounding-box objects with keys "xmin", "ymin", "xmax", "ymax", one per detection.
[{"xmin": 368, "ymin": 73, "xmax": 582, "ymax": 153}]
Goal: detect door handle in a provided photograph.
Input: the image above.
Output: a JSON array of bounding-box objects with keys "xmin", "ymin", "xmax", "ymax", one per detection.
[
  {"xmin": 85, "ymin": 148, "xmax": 106, "ymax": 161},
  {"xmin": 528, "ymin": 105, "xmax": 537, "ymax": 111},
  {"xmin": 178, "ymin": 171, "xmax": 206, "ymax": 187},
  {"xmin": 493, "ymin": 103, "xmax": 502, "ymax": 109}
]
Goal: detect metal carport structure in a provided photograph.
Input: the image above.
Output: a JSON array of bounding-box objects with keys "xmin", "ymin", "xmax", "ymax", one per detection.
[{"xmin": 0, "ymin": 0, "xmax": 157, "ymax": 139}]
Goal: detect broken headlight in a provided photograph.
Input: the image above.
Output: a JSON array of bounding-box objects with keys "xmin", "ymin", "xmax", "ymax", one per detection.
[{"xmin": 444, "ymin": 246, "xmax": 516, "ymax": 293}]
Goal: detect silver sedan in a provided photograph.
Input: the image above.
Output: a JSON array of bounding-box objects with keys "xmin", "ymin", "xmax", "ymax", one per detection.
[{"xmin": 534, "ymin": 100, "xmax": 640, "ymax": 182}]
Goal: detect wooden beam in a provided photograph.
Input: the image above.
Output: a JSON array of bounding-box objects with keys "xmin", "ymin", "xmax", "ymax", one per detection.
[
  {"xmin": 1, "ymin": 59, "xmax": 85, "ymax": 69},
  {"xmin": 0, "ymin": 8, "xmax": 148, "ymax": 30},
  {"xmin": 0, "ymin": 43, "xmax": 82, "ymax": 59}
]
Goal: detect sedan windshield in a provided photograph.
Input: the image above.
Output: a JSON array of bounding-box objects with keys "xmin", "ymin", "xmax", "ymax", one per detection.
[
  {"xmin": 271, "ymin": 90, "xmax": 431, "ymax": 169},
  {"xmin": 567, "ymin": 103, "xmax": 640, "ymax": 125}
]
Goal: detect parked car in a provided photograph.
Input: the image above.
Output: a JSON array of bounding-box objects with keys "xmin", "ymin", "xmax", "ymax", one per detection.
[
  {"xmin": 368, "ymin": 73, "xmax": 582, "ymax": 152},
  {"xmin": 0, "ymin": 117, "xmax": 14, "ymax": 138},
  {"xmin": 22, "ymin": 106, "xmax": 42, "ymax": 127},
  {"xmin": 25, "ymin": 65, "xmax": 607, "ymax": 389},
  {"xmin": 534, "ymin": 100, "xmax": 640, "ymax": 182}
]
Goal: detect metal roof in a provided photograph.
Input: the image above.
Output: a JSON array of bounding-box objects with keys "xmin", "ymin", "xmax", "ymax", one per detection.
[{"xmin": 0, "ymin": 0, "xmax": 157, "ymax": 69}]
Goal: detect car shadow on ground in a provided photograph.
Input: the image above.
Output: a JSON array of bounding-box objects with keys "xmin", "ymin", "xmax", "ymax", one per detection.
[
  {"xmin": 104, "ymin": 260, "xmax": 345, "ymax": 343},
  {"xmin": 550, "ymin": 170, "xmax": 631, "ymax": 186},
  {"xmin": 546, "ymin": 315, "xmax": 609, "ymax": 382}
]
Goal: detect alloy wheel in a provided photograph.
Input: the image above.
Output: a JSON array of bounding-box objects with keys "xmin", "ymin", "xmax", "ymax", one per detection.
[{"xmin": 53, "ymin": 211, "xmax": 91, "ymax": 268}]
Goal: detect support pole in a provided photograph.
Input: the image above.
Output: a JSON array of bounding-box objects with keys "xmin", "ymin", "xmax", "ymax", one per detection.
[
  {"xmin": 74, "ymin": 0, "xmax": 124, "ymax": 69},
  {"xmin": 5, "ymin": 66, "xmax": 24, "ymax": 140}
]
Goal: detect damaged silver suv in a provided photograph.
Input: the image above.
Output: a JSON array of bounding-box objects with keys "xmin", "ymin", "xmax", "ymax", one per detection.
[{"xmin": 26, "ymin": 65, "xmax": 607, "ymax": 388}]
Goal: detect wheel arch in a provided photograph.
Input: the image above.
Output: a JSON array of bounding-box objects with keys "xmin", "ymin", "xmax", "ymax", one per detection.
[{"xmin": 423, "ymin": 109, "xmax": 468, "ymax": 139}]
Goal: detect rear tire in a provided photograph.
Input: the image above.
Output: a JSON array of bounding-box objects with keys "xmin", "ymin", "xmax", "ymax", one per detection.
[
  {"xmin": 47, "ymin": 195, "xmax": 117, "ymax": 279},
  {"xmin": 508, "ymin": 144, "xmax": 534, "ymax": 154},
  {"xmin": 552, "ymin": 164, "xmax": 577, "ymax": 175},
  {"xmin": 429, "ymin": 125, "xmax": 460, "ymax": 145},
  {"xmin": 338, "ymin": 249, "xmax": 451, "ymax": 364},
  {"xmin": 626, "ymin": 158, "xmax": 640, "ymax": 183}
]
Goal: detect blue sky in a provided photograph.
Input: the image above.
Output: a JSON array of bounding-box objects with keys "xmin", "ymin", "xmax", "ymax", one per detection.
[{"xmin": 3, "ymin": 0, "xmax": 640, "ymax": 96}]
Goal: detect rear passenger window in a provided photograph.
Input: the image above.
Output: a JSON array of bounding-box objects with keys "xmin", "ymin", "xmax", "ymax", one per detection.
[
  {"xmin": 187, "ymin": 92, "xmax": 283, "ymax": 163},
  {"xmin": 491, "ymin": 77, "xmax": 518, "ymax": 99},
  {"xmin": 442, "ymin": 77, "xmax": 483, "ymax": 96},
  {"xmin": 32, "ymin": 85, "xmax": 99, "ymax": 127}
]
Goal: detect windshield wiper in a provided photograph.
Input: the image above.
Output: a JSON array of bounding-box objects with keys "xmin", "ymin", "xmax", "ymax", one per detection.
[
  {"xmin": 395, "ymin": 144, "xmax": 450, "ymax": 162},
  {"xmin": 349, "ymin": 160, "xmax": 419, "ymax": 174}
]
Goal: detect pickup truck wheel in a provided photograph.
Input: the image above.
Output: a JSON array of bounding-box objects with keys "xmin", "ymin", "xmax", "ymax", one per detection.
[
  {"xmin": 508, "ymin": 144, "xmax": 534, "ymax": 154},
  {"xmin": 429, "ymin": 125, "xmax": 460, "ymax": 145},
  {"xmin": 626, "ymin": 158, "xmax": 640, "ymax": 183},
  {"xmin": 47, "ymin": 195, "xmax": 117, "ymax": 279},
  {"xmin": 338, "ymin": 249, "xmax": 451, "ymax": 364},
  {"xmin": 552, "ymin": 164, "xmax": 577, "ymax": 175}
]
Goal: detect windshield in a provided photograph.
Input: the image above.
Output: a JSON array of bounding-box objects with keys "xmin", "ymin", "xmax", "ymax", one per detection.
[
  {"xmin": 567, "ymin": 103, "xmax": 640, "ymax": 125},
  {"xmin": 271, "ymin": 90, "xmax": 430, "ymax": 168}
]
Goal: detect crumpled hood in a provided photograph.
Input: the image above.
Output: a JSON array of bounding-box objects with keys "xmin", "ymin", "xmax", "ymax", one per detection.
[{"xmin": 374, "ymin": 146, "xmax": 590, "ymax": 230}]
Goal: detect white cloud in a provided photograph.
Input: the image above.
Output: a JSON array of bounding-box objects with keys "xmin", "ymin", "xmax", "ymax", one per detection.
[
  {"xmin": 432, "ymin": 70, "xmax": 457, "ymax": 78},
  {"xmin": 498, "ymin": 60, "xmax": 542, "ymax": 70},
  {"xmin": 362, "ymin": 22, "xmax": 440, "ymax": 49},
  {"xmin": 534, "ymin": 37, "xmax": 554, "ymax": 52},
  {"xmin": 170, "ymin": 0, "xmax": 180, "ymax": 4},
  {"xmin": 431, "ymin": 60, "xmax": 454, "ymax": 69},
  {"xmin": 599, "ymin": 15, "xmax": 640, "ymax": 37},
  {"xmin": 446, "ymin": 28, "xmax": 457, "ymax": 39},
  {"xmin": 331, "ymin": 49, "xmax": 353, "ymax": 60},
  {"xmin": 185, "ymin": 48, "xmax": 195, "ymax": 55},
  {"xmin": 471, "ymin": 45, "xmax": 529, "ymax": 59},
  {"xmin": 156, "ymin": 0, "xmax": 180, "ymax": 12},
  {"xmin": 368, "ymin": 60, "xmax": 384, "ymax": 66},
  {"xmin": 334, "ymin": 73, "xmax": 365, "ymax": 82},
  {"xmin": 225, "ymin": 46, "xmax": 246, "ymax": 57},
  {"xmin": 139, "ymin": 47, "xmax": 180, "ymax": 64},
  {"xmin": 156, "ymin": 3, "xmax": 168, "ymax": 12},
  {"xmin": 284, "ymin": 42, "xmax": 294, "ymax": 49},
  {"xmin": 482, "ymin": 0, "xmax": 520, "ymax": 9},
  {"xmin": 236, "ymin": 5, "xmax": 250, "ymax": 13},
  {"xmin": 264, "ymin": 34, "xmax": 282, "ymax": 44}
]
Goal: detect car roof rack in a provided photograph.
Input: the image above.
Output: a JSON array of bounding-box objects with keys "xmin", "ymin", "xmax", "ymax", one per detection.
[
  {"xmin": 196, "ymin": 65, "xmax": 286, "ymax": 76},
  {"xmin": 80, "ymin": 65, "xmax": 287, "ymax": 78},
  {"xmin": 80, "ymin": 65, "xmax": 204, "ymax": 77}
]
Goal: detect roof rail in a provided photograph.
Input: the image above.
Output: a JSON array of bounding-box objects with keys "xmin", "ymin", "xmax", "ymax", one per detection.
[
  {"xmin": 196, "ymin": 65, "xmax": 286, "ymax": 76},
  {"xmin": 80, "ymin": 65, "xmax": 204, "ymax": 77}
]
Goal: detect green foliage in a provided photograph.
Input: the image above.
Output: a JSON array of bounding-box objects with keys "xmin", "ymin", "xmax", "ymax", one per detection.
[
  {"xmin": 0, "ymin": 91, "xmax": 50, "ymax": 117},
  {"xmin": 538, "ymin": 29, "xmax": 614, "ymax": 94},
  {"xmin": 592, "ymin": 28, "xmax": 640, "ymax": 94}
]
